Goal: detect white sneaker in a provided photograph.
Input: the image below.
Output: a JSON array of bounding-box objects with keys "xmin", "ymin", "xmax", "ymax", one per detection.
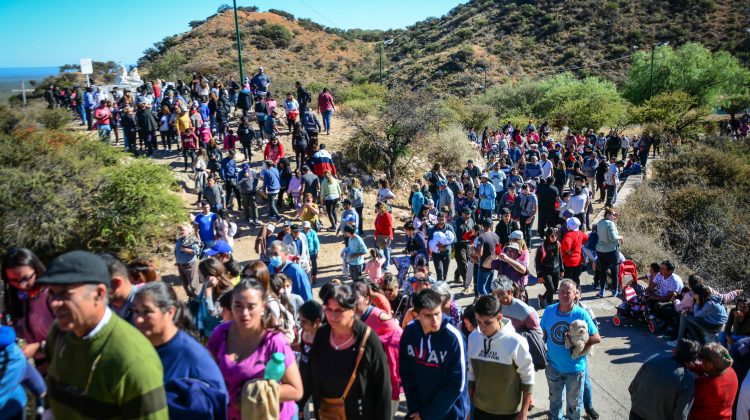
[{"xmin": 666, "ymin": 340, "xmax": 677, "ymax": 348}]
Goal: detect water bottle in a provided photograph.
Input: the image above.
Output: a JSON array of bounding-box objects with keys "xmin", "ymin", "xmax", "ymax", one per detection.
[{"xmin": 263, "ymin": 352, "xmax": 286, "ymax": 382}]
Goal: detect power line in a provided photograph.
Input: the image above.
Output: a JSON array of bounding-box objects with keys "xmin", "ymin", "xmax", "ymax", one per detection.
[{"xmin": 296, "ymin": 0, "xmax": 339, "ymax": 28}]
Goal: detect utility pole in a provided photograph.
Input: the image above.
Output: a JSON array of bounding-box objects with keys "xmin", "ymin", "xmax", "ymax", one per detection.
[{"xmin": 233, "ymin": 0, "xmax": 245, "ymax": 84}]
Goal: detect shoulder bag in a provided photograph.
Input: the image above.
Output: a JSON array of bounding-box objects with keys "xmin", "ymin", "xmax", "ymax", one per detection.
[{"xmin": 318, "ymin": 327, "xmax": 372, "ymax": 420}]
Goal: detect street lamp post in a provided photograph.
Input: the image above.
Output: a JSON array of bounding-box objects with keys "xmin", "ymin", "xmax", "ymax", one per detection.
[
  {"xmin": 380, "ymin": 39, "xmax": 394, "ymax": 85},
  {"xmin": 233, "ymin": 0, "xmax": 245, "ymax": 84}
]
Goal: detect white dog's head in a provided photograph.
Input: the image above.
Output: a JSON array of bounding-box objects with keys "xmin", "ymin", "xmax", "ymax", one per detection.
[{"xmin": 568, "ymin": 319, "xmax": 589, "ymax": 342}]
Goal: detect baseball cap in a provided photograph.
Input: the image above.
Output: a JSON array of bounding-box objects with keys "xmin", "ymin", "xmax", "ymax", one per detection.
[
  {"xmin": 504, "ymin": 242, "xmax": 520, "ymax": 252},
  {"xmin": 37, "ymin": 250, "xmax": 111, "ymax": 288},
  {"xmin": 302, "ymin": 221, "xmax": 311, "ymax": 228},
  {"xmin": 509, "ymin": 230, "xmax": 524, "ymax": 240},
  {"xmin": 203, "ymin": 240, "xmax": 233, "ymax": 256}
]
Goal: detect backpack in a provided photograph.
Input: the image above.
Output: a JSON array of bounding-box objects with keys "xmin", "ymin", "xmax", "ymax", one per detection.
[{"xmin": 269, "ymin": 297, "xmax": 296, "ymax": 343}]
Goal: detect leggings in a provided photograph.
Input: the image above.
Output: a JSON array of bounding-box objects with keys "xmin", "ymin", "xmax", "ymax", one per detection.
[{"xmin": 324, "ymin": 198, "xmax": 339, "ymax": 228}]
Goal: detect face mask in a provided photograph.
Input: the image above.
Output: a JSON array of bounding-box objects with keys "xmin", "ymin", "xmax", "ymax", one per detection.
[
  {"xmin": 269, "ymin": 255, "xmax": 283, "ymax": 268},
  {"xmin": 283, "ymin": 286, "xmax": 293, "ymax": 296}
]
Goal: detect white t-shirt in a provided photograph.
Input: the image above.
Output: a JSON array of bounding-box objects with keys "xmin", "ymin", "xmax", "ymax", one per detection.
[
  {"xmin": 568, "ymin": 193, "xmax": 587, "ymax": 214},
  {"xmin": 539, "ymin": 159, "xmax": 553, "ymax": 179}
]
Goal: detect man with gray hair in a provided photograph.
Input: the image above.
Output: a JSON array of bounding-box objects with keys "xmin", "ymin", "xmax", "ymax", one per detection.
[
  {"xmin": 492, "ymin": 275, "xmax": 547, "ymax": 373},
  {"xmin": 267, "ymin": 240, "xmax": 312, "ymax": 301}
]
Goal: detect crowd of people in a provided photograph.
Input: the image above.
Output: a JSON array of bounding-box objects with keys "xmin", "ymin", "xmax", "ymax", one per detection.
[{"xmin": 1, "ymin": 67, "xmax": 746, "ymax": 420}]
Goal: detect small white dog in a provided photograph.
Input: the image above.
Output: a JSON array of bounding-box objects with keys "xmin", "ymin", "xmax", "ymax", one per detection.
[{"xmin": 565, "ymin": 319, "xmax": 592, "ymax": 358}]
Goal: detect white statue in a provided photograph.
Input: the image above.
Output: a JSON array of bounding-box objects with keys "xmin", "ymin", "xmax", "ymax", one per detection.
[
  {"xmin": 129, "ymin": 67, "xmax": 141, "ymax": 82},
  {"xmin": 116, "ymin": 64, "xmax": 129, "ymax": 84}
]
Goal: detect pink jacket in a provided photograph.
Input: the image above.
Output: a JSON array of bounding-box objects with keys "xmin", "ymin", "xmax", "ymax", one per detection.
[{"xmin": 363, "ymin": 306, "xmax": 402, "ymax": 400}]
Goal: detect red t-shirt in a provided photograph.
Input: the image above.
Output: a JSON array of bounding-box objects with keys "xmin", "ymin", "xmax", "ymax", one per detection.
[
  {"xmin": 689, "ymin": 367, "xmax": 738, "ymax": 420},
  {"xmin": 374, "ymin": 211, "xmax": 393, "ymax": 240},
  {"xmin": 317, "ymin": 92, "xmax": 334, "ymax": 112},
  {"xmin": 94, "ymin": 106, "xmax": 111, "ymax": 126}
]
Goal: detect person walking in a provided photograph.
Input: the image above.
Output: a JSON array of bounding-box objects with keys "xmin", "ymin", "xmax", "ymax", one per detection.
[
  {"xmin": 261, "ymin": 160, "xmax": 282, "ymax": 221},
  {"xmin": 540, "ymin": 280, "xmax": 600, "ymax": 420},
  {"xmin": 561, "ymin": 217, "xmax": 588, "ymax": 286},
  {"xmin": 595, "ymin": 208, "xmax": 623, "ymax": 297},
  {"xmin": 320, "ymin": 171, "xmax": 342, "ymax": 230},
  {"xmin": 535, "ymin": 228, "xmax": 564, "ymax": 309},
  {"xmin": 317, "ymin": 88, "xmax": 336, "ymax": 135},
  {"xmin": 308, "ymin": 284, "xmax": 392, "ymax": 419},
  {"xmin": 238, "ymin": 163, "xmax": 259, "ymax": 225},
  {"xmin": 39, "ymin": 251, "xmax": 168, "ymax": 419},
  {"xmin": 468, "ymin": 295, "xmax": 534, "ymax": 420},
  {"xmin": 399, "ymin": 288, "xmax": 470, "ymax": 419},
  {"xmin": 374, "ymin": 202, "xmax": 394, "ymax": 271}
]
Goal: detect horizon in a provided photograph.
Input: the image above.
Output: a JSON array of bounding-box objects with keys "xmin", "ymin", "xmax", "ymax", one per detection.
[{"xmin": 0, "ymin": 0, "xmax": 463, "ymax": 68}]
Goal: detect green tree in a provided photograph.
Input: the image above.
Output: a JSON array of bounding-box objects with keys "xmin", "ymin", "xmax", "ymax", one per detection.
[
  {"xmin": 720, "ymin": 89, "xmax": 750, "ymax": 120},
  {"xmin": 628, "ymin": 91, "xmax": 709, "ymax": 139},
  {"xmin": 145, "ymin": 51, "xmax": 188, "ymax": 83},
  {"xmin": 534, "ymin": 73, "xmax": 627, "ymax": 132},
  {"xmin": 623, "ymin": 43, "xmax": 750, "ymax": 107}
]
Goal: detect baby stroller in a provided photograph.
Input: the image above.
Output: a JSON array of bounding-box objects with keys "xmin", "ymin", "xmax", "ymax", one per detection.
[{"xmin": 613, "ymin": 280, "xmax": 656, "ymax": 333}]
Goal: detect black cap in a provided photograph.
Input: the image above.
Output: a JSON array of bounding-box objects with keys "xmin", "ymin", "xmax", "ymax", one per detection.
[
  {"xmin": 461, "ymin": 207, "xmax": 472, "ymax": 214},
  {"xmin": 37, "ymin": 250, "xmax": 111, "ymax": 288},
  {"xmin": 342, "ymin": 198, "xmax": 352, "ymax": 205}
]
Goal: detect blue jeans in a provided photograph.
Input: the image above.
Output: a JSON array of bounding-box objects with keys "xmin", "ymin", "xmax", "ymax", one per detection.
[
  {"xmin": 98, "ymin": 124, "xmax": 111, "ymax": 142},
  {"xmin": 546, "ymin": 364, "xmax": 584, "ymax": 420},
  {"xmin": 476, "ymin": 268, "xmax": 494, "ymax": 296},
  {"xmin": 78, "ymin": 104, "xmax": 87, "ymax": 124},
  {"xmin": 380, "ymin": 246, "xmax": 392, "ymax": 271},
  {"xmin": 583, "ymin": 362, "xmax": 593, "ymax": 410},
  {"xmin": 322, "ymin": 110, "xmax": 333, "ymax": 133}
]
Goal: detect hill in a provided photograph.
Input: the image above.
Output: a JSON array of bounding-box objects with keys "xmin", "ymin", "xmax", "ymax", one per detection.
[
  {"xmin": 384, "ymin": 0, "xmax": 750, "ymax": 95},
  {"xmin": 138, "ymin": 10, "xmax": 379, "ymax": 90}
]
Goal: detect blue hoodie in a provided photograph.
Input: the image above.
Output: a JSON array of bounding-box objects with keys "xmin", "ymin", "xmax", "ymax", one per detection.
[
  {"xmin": 399, "ymin": 315, "xmax": 470, "ymax": 419},
  {"xmin": 693, "ymin": 295, "xmax": 728, "ymax": 326}
]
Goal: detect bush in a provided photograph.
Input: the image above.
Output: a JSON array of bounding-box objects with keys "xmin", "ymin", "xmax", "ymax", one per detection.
[
  {"xmin": 268, "ymin": 9, "xmax": 295, "ymax": 21},
  {"xmin": 257, "ymin": 23, "xmax": 294, "ymax": 48},
  {"xmin": 424, "ymin": 124, "xmax": 481, "ymax": 174},
  {"xmin": 0, "ymin": 129, "xmax": 186, "ymax": 261},
  {"xmin": 34, "ymin": 108, "xmax": 72, "ymax": 130}
]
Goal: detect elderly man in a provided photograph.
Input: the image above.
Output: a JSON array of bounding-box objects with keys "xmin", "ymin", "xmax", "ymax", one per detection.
[
  {"xmin": 541, "ymin": 279, "xmax": 601, "ymax": 420},
  {"xmin": 283, "ymin": 224, "xmax": 310, "ymax": 275},
  {"xmin": 39, "ymin": 251, "xmax": 167, "ymax": 419},
  {"xmin": 267, "ymin": 240, "xmax": 312, "ymax": 301}
]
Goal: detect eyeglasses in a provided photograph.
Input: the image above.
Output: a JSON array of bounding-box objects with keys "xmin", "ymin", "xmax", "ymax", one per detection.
[{"xmin": 9, "ymin": 273, "xmax": 36, "ymax": 285}]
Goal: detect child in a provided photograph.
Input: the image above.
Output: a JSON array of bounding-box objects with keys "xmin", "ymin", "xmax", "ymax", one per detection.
[
  {"xmin": 223, "ymin": 129, "xmax": 238, "ymax": 152},
  {"xmin": 295, "ymin": 300, "xmax": 323, "ymax": 420},
  {"xmin": 288, "ymin": 169, "xmax": 303, "ymax": 209},
  {"xmin": 365, "ymin": 248, "xmax": 386, "ymax": 285},
  {"xmin": 199, "ymin": 122, "xmax": 212, "ymax": 146}
]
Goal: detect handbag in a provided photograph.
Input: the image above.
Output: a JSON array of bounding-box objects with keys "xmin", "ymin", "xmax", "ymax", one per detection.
[
  {"xmin": 376, "ymin": 235, "xmax": 390, "ymax": 249},
  {"xmin": 318, "ymin": 327, "xmax": 372, "ymax": 420}
]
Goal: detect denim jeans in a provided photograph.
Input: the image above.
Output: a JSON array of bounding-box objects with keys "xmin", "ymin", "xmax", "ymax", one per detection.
[
  {"xmin": 267, "ymin": 192, "xmax": 280, "ymax": 218},
  {"xmin": 322, "ymin": 110, "xmax": 333, "ymax": 133},
  {"xmin": 98, "ymin": 124, "xmax": 111, "ymax": 142},
  {"xmin": 379, "ymin": 244, "xmax": 392, "ymax": 271},
  {"xmin": 546, "ymin": 364, "xmax": 584, "ymax": 420},
  {"xmin": 583, "ymin": 362, "xmax": 593, "ymax": 410},
  {"xmin": 476, "ymin": 268, "xmax": 494, "ymax": 296}
]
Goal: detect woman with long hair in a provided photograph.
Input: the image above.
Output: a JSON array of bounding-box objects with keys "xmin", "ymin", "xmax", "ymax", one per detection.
[
  {"xmin": 535, "ymin": 227, "xmax": 564, "ymax": 308},
  {"xmin": 352, "ymin": 281, "xmax": 403, "ymax": 416},
  {"xmin": 349, "ymin": 178, "xmax": 365, "ymax": 234},
  {"xmin": 132, "ymin": 282, "xmax": 228, "ymax": 418},
  {"xmin": 159, "ymin": 105, "xmax": 173, "ymax": 151},
  {"xmin": 207, "ymin": 279, "xmax": 304, "ymax": 420},
  {"xmin": 320, "ymin": 170, "xmax": 342, "ymax": 231},
  {"xmin": 277, "ymin": 158, "xmax": 293, "ymax": 211},
  {"xmin": 199, "ymin": 257, "xmax": 235, "ymax": 316},
  {"xmin": 1, "ymin": 248, "xmax": 53, "ymax": 371},
  {"xmin": 308, "ymin": 284, "xmax": 392, "ymax": 419},
  {"xmin": 292, "ymin": 120, "xmax": 309, "ymax": 169}
]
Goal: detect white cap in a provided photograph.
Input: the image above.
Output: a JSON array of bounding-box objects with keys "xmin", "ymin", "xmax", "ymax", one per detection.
[{"xmin": 566, "ymin": 217, "xmax": 581, "ymax": 231}]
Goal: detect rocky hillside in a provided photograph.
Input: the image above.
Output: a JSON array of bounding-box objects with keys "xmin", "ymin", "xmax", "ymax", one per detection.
[
  {"xmin": 139, "ymin": 10, "xmax": 378, "ymax": 89},
  {"xmin": 384, "ymin": 0, "xmax": 750, "ymax": 95},
  {"xmin": 140, "ymin": 1, "xmax": 750, "ymax": 96}
]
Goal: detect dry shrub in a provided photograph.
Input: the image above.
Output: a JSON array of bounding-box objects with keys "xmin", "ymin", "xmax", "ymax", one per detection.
[{"xmin": 424, "ymin": 123, "xmax": 482, "ymax": 174}]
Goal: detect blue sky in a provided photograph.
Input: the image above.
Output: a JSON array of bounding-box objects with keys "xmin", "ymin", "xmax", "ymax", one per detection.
[{"xmin": 0, "ymin": 0, "xmax": 462, "ymax": 68}]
